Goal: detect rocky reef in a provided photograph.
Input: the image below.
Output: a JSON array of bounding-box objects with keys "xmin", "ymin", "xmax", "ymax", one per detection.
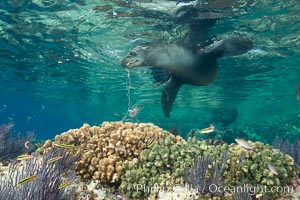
[{"xmin": 2, "ymin": 121, "xmax": 299, "ymax": 200}]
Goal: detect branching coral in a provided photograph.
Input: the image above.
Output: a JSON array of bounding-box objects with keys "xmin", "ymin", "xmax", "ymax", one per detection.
[
  {"xmin": 120, "ymin": 134, "xmax": 199, "ymax": 199},
  {"xmin": 0, "ymin": 147, "xmax": 81, "ymax": 200},
  {"xmin": 120, "ymin": 136, "xmax": 299, "ymax": 199},
  {"xmin": 37, "ymin": 121, "xmax": 167, "ymax": 185}
]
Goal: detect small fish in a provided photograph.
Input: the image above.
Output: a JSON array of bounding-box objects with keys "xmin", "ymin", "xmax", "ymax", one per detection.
[
  {"xmin": 17, "ymin": 154, "xmax": 34, "ymax": 161},
  {"xmin": 147, "ymin": 138, "xmax": 156, "ymax": 148},
  {"xmin": 58, "ymin": 180, "xmax": 72, "ymax": 190},
  {"xmin": 0, "ymin": 104, "xmax": 6, "ymax": 111},
  {"xmin": 235, "ymin": 138, "xmax": 253, "ymax": 150},
  {"xmin": 47, "ymin": 156, "xmax": 63, "ymax": 164},
  {"xmin": 297, "ymin": 82, "xmax": 300, "ymax": 105},
  {"xmin": 115, "ymin": 146, "xmax": 127, "ymax": 153},
  {"xmin": 200, "ymin": 124, "xmax": 215, "ymax": 134},
  {"xmin": 18, "ymin": 175, "xmax": 37, "ymax": 185},
  {"xmin": 247, "ymin": 49, "xmax": 268, "ymax": 56},
  {"xmin": 24, "ymin": 141, "xmax": 30, "ymax": 149},
  {"xmin": 54, "ymin": 143, "xmax": 76, "ymax": 149},
  {"xmin": 268, "ymin": 163, "xmax": 278, "ymax": 175}
]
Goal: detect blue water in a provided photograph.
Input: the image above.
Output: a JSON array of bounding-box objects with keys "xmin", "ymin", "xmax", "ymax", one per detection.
[{"xmin": 0, "ymin": 0, "xmax": 299, "ymax": 141}]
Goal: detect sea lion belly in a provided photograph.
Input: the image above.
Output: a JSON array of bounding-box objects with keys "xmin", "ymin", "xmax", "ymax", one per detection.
[
  {"xmin": 174, "ymin": 56, "xmax": 219, "ymax": 86},
  {"xmin": 144, "ymin": 45, "xmax": 218, "ymax": 86}
]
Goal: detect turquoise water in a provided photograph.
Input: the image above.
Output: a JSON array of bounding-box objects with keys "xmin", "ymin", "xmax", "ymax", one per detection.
[{"xmin": 0, "ymin": 0, "xmax": 299, "ymax": 141}]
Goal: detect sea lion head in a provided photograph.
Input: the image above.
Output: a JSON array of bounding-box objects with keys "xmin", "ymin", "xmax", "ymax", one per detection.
[{"xmin": 121, "ymin": 46, "xmax": 149, "ymax": 68}]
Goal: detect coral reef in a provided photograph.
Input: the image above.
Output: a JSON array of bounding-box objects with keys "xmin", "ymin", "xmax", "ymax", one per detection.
[
  {"xmin": 37, "ymin": 121, "xmax": 167, "ymax": 185},
  {"xmin": 214, "ymin": 141, "xmax": 298, "ymax": 199},
  {"xmin": 0, "ymin": 123, "xmax": 34, "ymax": 160},
  {"xmin": 157, "ymin": 185, "xmax": 199, "ymax": 200},
  {"xmin": 75, "ymin": 180, "xmax": 121, "ymax": 200},
  {"xmin": 0, "ymin": 146, "xmax": 81, "ymax": 200},
  {"xmin": 120, "ymin": 135, "xmax": 209, "ymax": 199},
  {"xmin": 120, "ymin": 135, "xmax": 299, "ymax": 199},
  {"xmin": 29, "ymin": 121, "xmax": 299, "ymax": 199}
]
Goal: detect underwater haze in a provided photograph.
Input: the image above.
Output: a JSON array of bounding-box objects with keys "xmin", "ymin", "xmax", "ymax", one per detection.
[{"xmin": 0, "ymin": 0, "xmax": 299, "ymax": 140}]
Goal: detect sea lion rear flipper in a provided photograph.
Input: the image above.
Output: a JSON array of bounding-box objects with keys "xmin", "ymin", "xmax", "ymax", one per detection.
[
  {"xmin": 204, "ymin": 37, "xmax": 253, "ymax": 58},
  {"xmin": 161, "ymin": 78, "xmax": 182, "ymax": 117},
  {"xmin": 151, "ymin": 67, "xmax": 171, "ymax": 87}
]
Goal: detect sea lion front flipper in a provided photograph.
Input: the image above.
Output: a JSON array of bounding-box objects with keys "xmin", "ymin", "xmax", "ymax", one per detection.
[
  {"xmin": 151, "ymin": 67, "xmax": 171, "ymax": 87},
  {"xmin": 204, "ymin": 37, "xmax": 253, "ymax": 58},
  {"xmin": 161, "ymin": 78, "xmax": 182, "ymax": 117}
]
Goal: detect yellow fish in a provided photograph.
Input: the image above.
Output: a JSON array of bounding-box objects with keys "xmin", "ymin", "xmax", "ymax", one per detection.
[
  {"xmin": 147, "ymin": 138, "xmax": 156, "ymax": 148},
  {"xmin": 200, "ymin": 124, "xmax": 215, "ymax": 134},
  {"xmin": 18, "ymin": 175, "xmax": 37, "ymax": 185},
  {"xmin": 54, "ymin": 143, "xmax": 76, "ymax": 149},
  {"xmin": 17, "ymin": 154, "xmax": 34, "ymax": 161},
  {"xmin": 58, "ymin": 180, "xmax": 72, "ymax": 190},
  {"xmin": 47, "ymin": 156, "xmax": 63, "ymax": 164}
]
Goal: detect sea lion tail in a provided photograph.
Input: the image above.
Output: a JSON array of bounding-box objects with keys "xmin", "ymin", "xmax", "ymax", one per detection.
[{"xmin": 204, "ymin": 36, "xmax": 253, "ymax": 58}]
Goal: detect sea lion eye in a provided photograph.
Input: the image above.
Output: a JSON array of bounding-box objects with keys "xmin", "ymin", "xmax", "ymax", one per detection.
[{"xmin": 129, "ymin": 51, "xmax": 137, "ymax": 57}]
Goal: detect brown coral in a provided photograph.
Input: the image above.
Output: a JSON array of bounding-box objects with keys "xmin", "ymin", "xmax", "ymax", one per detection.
[{"xmin": 37, "ymin": 121, "xmax": 167, "ymax": 185}]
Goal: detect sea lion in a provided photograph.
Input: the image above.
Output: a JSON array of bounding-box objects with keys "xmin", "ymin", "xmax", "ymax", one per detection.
[{"xmin": 121, "ymin": 36, "xmax": 253, "ymax": 117}]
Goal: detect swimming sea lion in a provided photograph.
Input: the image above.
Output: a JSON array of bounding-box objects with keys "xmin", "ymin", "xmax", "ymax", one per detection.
[{"xmin": 121, "ymin": 36, "xmax": 253, "ymax": 117}]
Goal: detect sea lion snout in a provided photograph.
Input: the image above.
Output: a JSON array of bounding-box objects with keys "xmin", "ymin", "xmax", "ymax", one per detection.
[
  {"xmin": 120, "ymin": 58, "xmax": 129, "ymax": 67},
  {"xmin": 121, "ymin": 46, "xmax": 147, "ymax": 68},
  {"xmin": 120, "ymin": 57, "xmax": 138, "ymax": 68}
]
